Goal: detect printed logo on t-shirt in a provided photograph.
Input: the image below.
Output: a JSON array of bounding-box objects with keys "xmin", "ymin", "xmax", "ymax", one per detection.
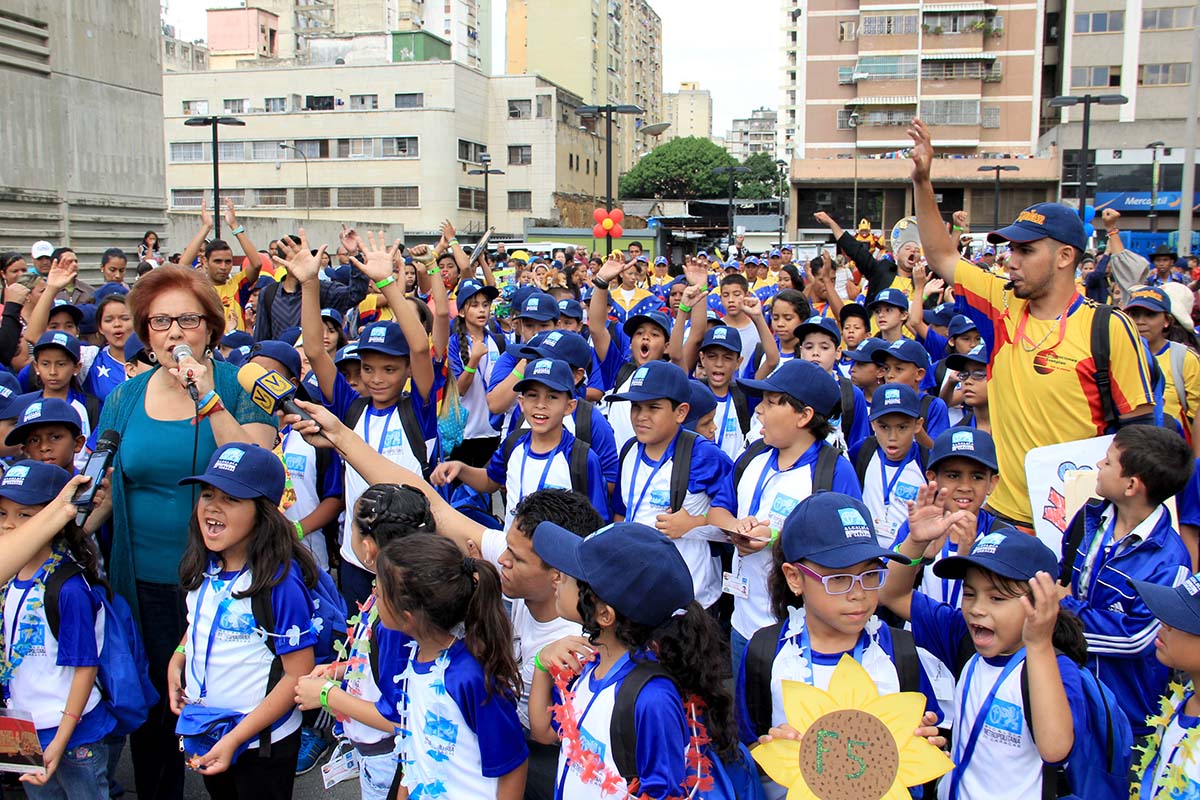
[
  {"xmin": 724, "ymin": 416, "xmax": 738, "ymax": 434},
  {"xmin": 894, "ymin": 482, "xmax": 920, "ymax": 504},
  {"xmin": 649, "ymin": 489, "xmax": 670, "ymax": 509},
  {"xmin": 217, "ymin": 611, "xmax": 258, "ymax": 638},
  {"xmin": 284, "ymin": 453, "xmax": 308, "ymax": 475},
  {"xmin": 838, "ymin": 507, "xmax": 872, "ymax": 540},
  {"xmin": 382, "ymin": 429, "xmax": 406, "ymax": 451},
  {"xmin": 214, "ymin": 447, "xmax": 245, "ymax": 472},
  {"xmin": 2, "ymin": 465, "xmax": 30, "ymax": 486},
  {"xmin": 973, "ymin": 532, "xmax": 1006, "ymax": 555},
  {"xmin": 578, "ymin": 724, "xmax": 607, "ymax": 765},
  {"xmin": 17, "ymin": 613, "xmax": 44, "ymax": 654},
  {"xmin": 424, "ymin": 710, "xmax": 459, "ymax": 746},
  {"xmin": 951, "ymin": 431, "xmax": 975, "ymax": 451},
  {"xmin": 768, "ymin": 493, "xmax": 801, "ymax": 532},
  {"xmin": 982, "ymin": 697, "xmax": 1024, "ymax": 747}
]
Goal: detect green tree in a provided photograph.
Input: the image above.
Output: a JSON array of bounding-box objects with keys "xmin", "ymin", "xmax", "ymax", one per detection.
[
  {"xmin": 742, "ymin": 152, "xmax": 784, "ymax": 186},
  {"xmin": 618, "ymin": 137, "xmax": 738, "ymax": 199},
  {"xmin": 736, "ymin": 180, "xmax": 776, "ymax": 199}
]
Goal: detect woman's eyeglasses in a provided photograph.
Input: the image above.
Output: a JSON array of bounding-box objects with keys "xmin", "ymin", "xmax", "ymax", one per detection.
[
  {"xmin": 792, "ymin": 562, "xmax": 887, "ymax": 595},
  {"xmin": 147, "ymin": 313, "xmax": 204, "ymax": 331}
]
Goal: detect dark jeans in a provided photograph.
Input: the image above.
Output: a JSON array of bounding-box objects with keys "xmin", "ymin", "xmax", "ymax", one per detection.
[
  {"xmin": 338, "ymin": 559, "xmax": 375, "ymax": 613},
  {"xmin": 130, "ymin": 580, "xmax": 188, "ymax": 800},
  {"xmin": 201, "ymin": 729, "xmax": 301, "ymax": 800}
]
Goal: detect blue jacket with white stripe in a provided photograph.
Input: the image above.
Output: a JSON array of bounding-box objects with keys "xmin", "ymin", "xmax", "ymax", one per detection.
[{"xmin": 1059, "ymin": 500, "xmax": 1192, "ymax": 736}]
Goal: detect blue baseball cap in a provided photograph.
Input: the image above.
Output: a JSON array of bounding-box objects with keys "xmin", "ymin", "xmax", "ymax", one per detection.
[
  {"xmin": 745, "ymin": 257, "xmax": 759, "ymax": 267},
  {"xmin": 33, "ymin": 331, "xmax": 81, "ymax": 363},
  {"xmin": 635, "ymin": 255, "xmax": 649, "ymax": 264},
  {"xmin": 988, "ymin": 202, "xmax": 1087, "ymax": 253},
  {"xmin": 515, "ymin": 291, "xmax": 559, "ymax": 322},
  {"xmin": 0, "ymin": 460, "xmax": 72, "ymax": 506},
  {"xmin": 511, "ymin": 285, "xmax": 539, "ymax": 309},
  {"xmin": 516, "ymin": 330, "xmax": 592, "ymax": 371},
  {"xmin": 926, "ymin": 303, "xmax": 955, "ymax": 328},
  {"xmin": 654, "ymin": 256, "xmax": 668, "ymax": 266},
  {"xmin": 770, "ymin": 249, "xmax": 782, "ymax": 258},
  {"xmin": 623, "ymin": 310, "xmax": 672, "ymax": 338},
  {"xmin": 357, "ymin": 321, "xmax": 409, "ymax": 357},
  {"xmin": 249, "ymin": 340, "xmax": 303, "ymax": 382},
  {"xmin": 49, "ymin": 299, "xmax": 83, "ymax": 326},
  {"xmin": 868, "ymin": 288, "xmax": 909, "ymax": 311},
  {"xmin": 933, "ymin": 529, "xmax": 1060, "ymax": 582},
  {"xmin": 457, "ymin": 279, "xmax": 499, "ymax": 308},
  {"xmin": 179, "ymin": 443, "xmax": 286, "ymax": 504},
  {"xmin": 873, "ymin": 338, "xmax": 931, "ymax": 371},
  {"xmin": 334, "ymin": 342, "xmax": 361, "ymax": 365},
  {"xmin": 1124, "ymin": 286, "xmax": 1172, "ymax": 315},
  {"xmin": 77, "ymin": 304, "xmax": 97, "ymax": 336},
  {"xmin": 5, "ymin": 397, "xmax": 83, "ymax": 445},
  {"xmin": 1132, "ymin": 573, "xmax": 1200, "ymax": 636},
  {"xmin": 325, "ymin": 265, "xmax": 353, "ymax": 285},
  {"xmin": 947, "ymin": 315, "xmax": 978, "ymax": 338},
  {"xmin": 277, "ymin": 325, "xmax": 302, "ymax": 346},
  {"xmin": 253, "ymin": 274, "xmax": 276, "ymax": 293},
  {"xmin": 929, "ymin": 426, "xmax": 999, "ymax": 471},
  {"xmin": 945, "ymin": 343, "xmax": 989, "ymax": 372},
  {"xmin": 533, "ymin": 521, "xmax": 693, "ymax": 626},
  {"xmin": 225, "ymin": 345, "xmax": 251, "ymax": 367},
  {"xmin": 781, "ymin": 245, "xmax": 792, "ymax": 253},
  {"xmin": 738, "ymin": 359, "xmax": 841, "ymax": 417},
  {"xmin": 608, "ymin": 361, "xmax": 692, "ymax": 405},
  {"xmin": 700, "ymin": 324, "xmax": 742, "ymax": 354},
  {"xmin": 697, "ymin": 250, "xmax": 709, "ymax": 259},
  {"xmin": 796, "ymin": 315, "xmax": 841, "ymax": 346},
  {"xmin": 320, "ymin": 308, "xmax": 345, "ymax": 329},
  {"xmin": 0, "ymin": 373, "xmax": 23, "ymax": 419},
  {"xmin": 514, "ymin": 358, "xmax": 577, "ymax": 394},
  {"xmin": 123, "ymin": 332, "xmax": 147, "ymax": 364},
  {"xmin": 557, "ymin": 298, "xmax": 584, "ymax": 320},
  {"xmin": 684, "ymin": 380, "xmax": 718, "ymax": 429},
  {"xmin": 93, "ymin": 282, "xmax": 129, "ymax": 303},
  {"xmin": 869, "ymin": 383, "xmax": 923, "ymax": 421},
  {"xmin": 843, "ymin": 338, "xmax": 888, "ymax": 364},
  {"xmin": 221, "ymin": 331, "xmax": 254, "ymax": 350},
  {"xmin": 780, "ymin": 493, "xmax": 906, "ymax": 568},
  {"xmin": 981, "ymin": 245, "xmax": 996, "ymax": 256}
]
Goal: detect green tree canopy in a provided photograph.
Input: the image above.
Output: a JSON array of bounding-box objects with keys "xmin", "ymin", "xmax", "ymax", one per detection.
[
  {"xmin": 742, "ymin": 152, "xmax": 784, "ymax": 185},
  {"xmin": 619, "ymin": 137, "xmax": 738, "ymax": 199}
]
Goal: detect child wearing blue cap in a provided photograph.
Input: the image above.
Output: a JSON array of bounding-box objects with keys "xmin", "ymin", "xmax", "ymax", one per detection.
[
  {"xmin": 528, "ymin": 521, "xmax": 750, "ymax": 800},
  {"xmin": 24, "ymin": 332, "xmax": 95, "ymax": 472},
  {"xmin": 844, "ymin": 338, "xmax": 887, "ymax": 405},
  {"xmin": 693, "ymin": 325, "xmax": 753, "ymax": 459},
  {"xmin": 873, "ymin": 338, "xmax": 951, "ymax": 446},
  {"xmin": 708, "ymin": 360, "xmax": 861, "ymax": 674},
  {"xmin": 0, "ymin": 460, "xmax": 116, "ymax": 799},
  {"xmin": 6, "ymin": 398, "xmax": 86, "ymax": 473},
  {"xmin": 867, "ymin": 288, "xmax": 910, "ymax": 344},
  {"xmin": 434, "ymin": 358, "xmax": 610, "ymax": 530},
  {"xmin": 486, "ymin": 290, "xmax": 560, "ymax": 439},
  {"xmin": 169, "ymin": 443, "xmax": 320, "ymax": 793},
  {"xmin": 447, "ymin": 279, "xmax": 504, "ymax": 467},
  {"xmin": 735, "ymin": 492, "xmax": 943, "ymax": 798},
  {"xmin": 609, "ymin": 361, "xmax": 735, "ymax": 610},
  {"xmin": 796, "ymin": 315, "xmax": 870, "ymax": 451},
  {"xmin": 849, "ymin": 383, "xmax": 930, "ymax": 548},
  {"xmin": 683, "ymin": 380, "xmax": 719, "ymax": 440},
  {"xmin": 293, "ymin": 232, "xmax": 438, "ymax": 609},
  {"xmin": 943, "ymin": 344, "xmax": 990, "ymax": 430},
  {"xmin": 880, "ymin": 527, "xmax": 1113, "ymax": 800}
]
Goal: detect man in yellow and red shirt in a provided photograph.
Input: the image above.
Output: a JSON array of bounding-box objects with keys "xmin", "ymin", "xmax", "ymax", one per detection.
[{"xmin": 908, "ymin": 119, "xmax": 1155, "ymax": 527}]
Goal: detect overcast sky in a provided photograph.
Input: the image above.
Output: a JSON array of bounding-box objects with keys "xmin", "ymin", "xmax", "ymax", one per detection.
[{"xmin": 163, "ymin": 0, "xmax": 780, "ymax": 135}]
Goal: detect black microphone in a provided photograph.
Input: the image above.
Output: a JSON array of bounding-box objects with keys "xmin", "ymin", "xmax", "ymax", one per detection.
[
  {"xmin": 1003, "ymin": 280, "xmax": 1016, "ymax": 290},
  {"xmin": 173, "ymin": 343, "xmax": 200, "ymax": 403},
  {"xmin": 75, "ymin": 430, "xmax": 120, "ymax": 527}
]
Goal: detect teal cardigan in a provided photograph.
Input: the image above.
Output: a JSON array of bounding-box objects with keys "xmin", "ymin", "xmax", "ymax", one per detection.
[{"xmin": 97, "ymin": 361, "xmax": 276, "ymax": 621}]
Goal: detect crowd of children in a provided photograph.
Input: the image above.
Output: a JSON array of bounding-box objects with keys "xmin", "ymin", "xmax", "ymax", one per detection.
[{"xmin": 3, "ymin": 127, "xmax": 1200, "ymax": 800}]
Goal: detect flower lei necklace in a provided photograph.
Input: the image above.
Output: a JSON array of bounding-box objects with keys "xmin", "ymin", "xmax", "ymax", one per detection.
[
  {"xmin": 0, "ymin": 548, "xmax": 68, "ymax": 686},
  {"xmin": 549, "ymin": 658, "xmax": 715, "ymax": 799},
  {"xmin": 1132, "ymin": 680, "xmax": 1200, "ymax": 799}
]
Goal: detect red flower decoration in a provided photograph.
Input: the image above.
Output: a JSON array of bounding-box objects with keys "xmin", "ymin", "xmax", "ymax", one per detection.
[{"xmin": 592, "ymin": 208, "xmax": 625, "ymax": 239}]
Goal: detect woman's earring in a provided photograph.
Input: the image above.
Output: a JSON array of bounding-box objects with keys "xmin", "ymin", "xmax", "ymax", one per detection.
[{"xmin": 148, "ymin": 351, "xmax": 157, "ymax": 363}]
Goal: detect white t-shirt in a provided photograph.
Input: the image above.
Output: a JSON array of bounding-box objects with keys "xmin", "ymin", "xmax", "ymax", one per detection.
[
  {"xmin": 282, "ymin": 429, "xmax": 328, "ymax": 571},
  {"xmin": 731, "ymin": 319, "xmax": 761, "ymax": 370},
  {"xmin": 341, "ymin": 604, "xmax": 389, "ymax": 746},
  {"xmin": 605, "ymin": 372, "xmax": 636, "ymax": 454},
  {"xmin": 495, "ymin": 436, "xmax": 578, "ymax": 532},
  {"xmin": 457, "ymin": 331, "xmax": 502, "ymax": 440},
  {"xmin": 712, "ymin": 391, "xmax": 747, "ymax": 460},
  {"xmin": 859, "ymin": 447, "xmax": 927, "ymax": 549}
]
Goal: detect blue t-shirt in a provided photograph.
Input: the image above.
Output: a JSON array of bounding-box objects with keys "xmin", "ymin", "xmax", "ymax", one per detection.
[
  {"xmin": 82, "ymin": 347, "xmax": 125, "ymax": 402},
  {"xmin": 1179, "ymin": 458, "xmax": 1200, "ymax": 529}
]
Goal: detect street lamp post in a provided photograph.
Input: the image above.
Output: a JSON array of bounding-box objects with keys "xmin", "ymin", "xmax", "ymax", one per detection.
[
  {"xmin": 1049, "ymin": 94, "xmax": 1128, "ymax": 219},
  {"xmin": 848, "ymin": 111, "xmax": 860, "ymax": 222},
  {"xmin": 977, "ymin": 165, "xmax": 1021, "ymax": 230},
  {"xmin": 278, "ymin": 143, "xmax": 310, "ymax": 221},
  {"xmin": 1147, "ymin": 141, "xmax": 1166, "ymax": 232},
  {"xmin": 184, "ymin": 115, "xmax": 246, "ymax": 239},
  {"xmin": 576, "ymin": 103, "xmax": 644, "ymax": 254},
  {"xmin": 712, "ymin": 165, "xmax": 751, "ymax": 251},
  {"xmin": 776, "ymin": 159, "xmax": 788, "ymax": 247},
  {"xmin": 467, "ymin": 152, "xmax": 504, "ymax": 232}
]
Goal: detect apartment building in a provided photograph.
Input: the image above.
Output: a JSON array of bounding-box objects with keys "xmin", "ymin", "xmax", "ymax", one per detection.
[
  {"xmin": 778, "ymin": 0, "xmax": 1057, "ymax": 235},
  {"xmin": 163, "ymin": 61, "xmax": 605, "ymax": 236},
  {"xmin": 663, "ymin": 81, "xmax": 714, "ymax": 141},
  {"xmin": 505, "ymin": 0, "xmax": 663, "ymax": 178},
  {"xmin": 726, "ymin": 107, "xmax": 778, "ymax": 161},
  {"xmin": 162, "ymin": 24, "xmax": 210, "ymax": 72}
]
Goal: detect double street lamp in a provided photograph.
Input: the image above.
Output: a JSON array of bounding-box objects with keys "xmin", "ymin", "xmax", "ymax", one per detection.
[
  {"xmin": 1049, "ymin": 94, "xmax": 1128, "ymax": 219},
  {"xmin": 576, "ymin": 103, "xmax": 643, "ymax": 254},
  {"xmin": 713, "ymin": 165, "xmax": 751, "ymax": 252},
  {"xmin": 1148, "ymin": 141, "xmax": 1166, "ymax": 232},
  {"xmin": 467, "ymin": 152, "xmax": 505, "ymax": 232},
  {"xmin": 278, "ymin": 143, "xmax": 310, "ymax": 221},
  {"xmin": 977, "ymin": 165, "xmax": 1020, "ymax": 230},
  {"xmin": 184, "ymin": 115, "xmax": 246, "ymax": 239}
]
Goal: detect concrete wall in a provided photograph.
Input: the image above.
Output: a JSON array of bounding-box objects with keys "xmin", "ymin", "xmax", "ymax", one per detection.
[{"xmin": 0, "ymin": 0, "xmax": 167, "ymax": 262}]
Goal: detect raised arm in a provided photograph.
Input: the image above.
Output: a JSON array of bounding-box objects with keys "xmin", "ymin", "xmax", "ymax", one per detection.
[
  {"xmin": 421, "ymin": 243, "xmax": 452, "ymax": 360},
  {"xmin": 223, "ymin": 199, "xmax": 262, "ymax": 285},
  {"xmin": 179, "ymin": 199, "xmax": 214, "ymax": 269},
  {"xmin": 587, "ymin": 256, "xmax": 626, "ymax": 362},
  {"xmin": 355, "ymin": 233, "xmax": 434, "ymax": 399},
  {"xmin": 745, "ymin": 295, "xmax": 779, "ymax": 378},
  {"xmin": 907, "ymin": 119, "xmax": 960, "ymax": 284},
  {"xmin": 277, "ymin": 231, "xmax": 337, "ymax": 400},
  {"xmin": 25, "ymin": 255, "xmax": 77, "ymax": 344},
  {"xmin": 673, "ymin": 282, "xmax": 707, "ymax": 372},
  {"xmin": 1100, "ymin": 208, "xmax": 1125, "ymax": 257},
  {"xmin": 439, "ymin": 219, "xmax": 472, "ymax": 284}
]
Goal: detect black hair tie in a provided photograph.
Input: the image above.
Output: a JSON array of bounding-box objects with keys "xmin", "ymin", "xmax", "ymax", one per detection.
[{"xmin": 462, "ymin": 556, "xmax": 476, "ymax": 576}]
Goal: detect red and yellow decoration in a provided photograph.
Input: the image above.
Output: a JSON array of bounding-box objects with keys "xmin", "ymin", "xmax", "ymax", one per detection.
[
  {"xmin": 593, "ymin": 208, "xmax": 625, "ymax": 240},
  {"xmin": 856, "ymin": 219, "xmax": 885, "ymax": 255}
]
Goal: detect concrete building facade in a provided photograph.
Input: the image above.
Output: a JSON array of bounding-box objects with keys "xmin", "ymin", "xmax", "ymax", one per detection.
[
  {"xmin": 163, "ymin": 61, "xmax": 605, "ymax": 237},
  {"xmin": 0, "ymin": 0, "xmax": 167, "ymax": 260},
  {"xmin": 726, "ymin": 107, "xmax": 778, "ymax": 161},
  {"xmin": 505, "ymin": 0, "xmax": 663, "ymax": 180},
  {"xmin": 162, "ymin": 24, "xmax": 210, "ymax": 73},
  {"xmin": 663, "ymin": 81, "xmax": 714, "ymax": 141}
]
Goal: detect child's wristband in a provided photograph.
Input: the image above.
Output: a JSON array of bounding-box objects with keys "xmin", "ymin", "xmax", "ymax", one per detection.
[
  {"xmin": 534, "ymin": 650, "xmax": 548, "ymax": 673},
  {"xmin": 512, "ymin": 370, "xmax": 524, "ymax": 381},
  {"xmin": 449, "ymin": 238, "xmax": 459, "ymax": 248},
  {"xmin": 427, "ymin": 267, "xmax": 441, "ymax": 276},
  {"xmin": 951, "ymin": 225, "xmax": 962, "ymax": 232},
  {"xmin": 294, "ymin": 520, "xmax": 305, "ymax": 541},
  {"xmin": 678, "ymin": 303, "xmax": 692, "ymax": 313},
  {"xmin": 61, "ymin": 709, "xmax": 82, "ymax": 723},
  {"xmin": 902, "ymin": 555, "xmax": 925, "ymax": 567},
  {"xmin": 320, "ymin": 680, "xmax": 337, "ymax": 710},
  {"xmin": 375, "ymin": 275, "xmax": 397, "ymax": 290},
  {"xmin": 174, "ymin": 645, "xmax": 186, "ymax": 655},
  {"xmin": 768, "ymin": 529, "xmax": 779, "ymax": 545},
  {"xmin": 464, "ymin": 366, "xmax": 477, "ymax": 374},
  {"xmin": 196, "ymin": 389, "xmax": 217, "ymax": 409}
]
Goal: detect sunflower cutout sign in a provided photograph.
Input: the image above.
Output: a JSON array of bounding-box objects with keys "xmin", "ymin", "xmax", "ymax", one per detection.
[{"xmin": 752, "ymin": 656, "xmax": 953, "ymax": 800}]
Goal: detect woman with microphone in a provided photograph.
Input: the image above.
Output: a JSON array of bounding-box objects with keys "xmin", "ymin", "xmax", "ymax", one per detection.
[{"xmin": 91, "ymin": 265, "xmax": 277, "ymax": 800}]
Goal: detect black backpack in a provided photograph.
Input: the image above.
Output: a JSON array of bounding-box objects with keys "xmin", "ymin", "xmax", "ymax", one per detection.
[
  {"xmin": 609, "ymin": 660, "xmax": 679, "ymax": 782},
  {"xmin": 836, "ymin": 374, "xmax": 855, "ymax": 440},
  {"xmin": 727, "ymin": 384, "xmax": 752, "ymax": 435},
  {"xmin": 345, "ymin": 395, "xmax": 433, "ymax": 480},
  {"xmin": 743, "ymin": 620, "xmax": 919, "ymax": 737},
  {"xmin": 732, "ymin": 439, "xmax": 843, "ymax": 496},
  {"xmin": 509, "ymin": 399, "xmax": 595, "ymax": 447},
  {"xmin": 853, "ymin": 436, "xmax": 931, "ymax": 489},
  {"xmin": 499, "ymin": 429, "xmax": 592, "ymax": 497},
  {"xmin": 617, "ymin": 429, "xmax": 699, "ymax": 514}
]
